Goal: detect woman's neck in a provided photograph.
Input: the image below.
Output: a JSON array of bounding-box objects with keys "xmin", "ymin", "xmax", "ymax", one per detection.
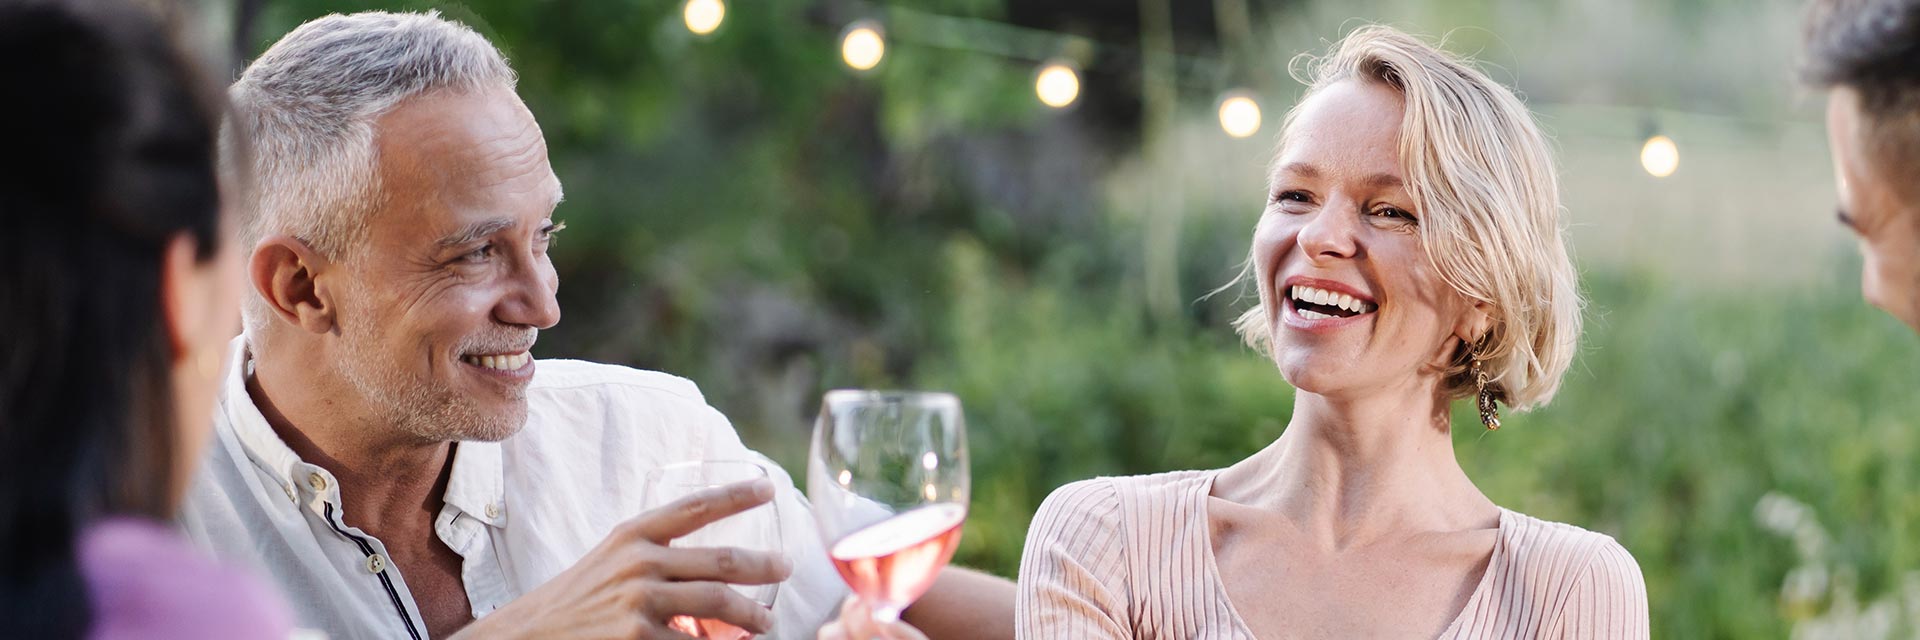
[{"xmin": 1216, "ymin": 386, "xmax": 1498, "ymax": 549}]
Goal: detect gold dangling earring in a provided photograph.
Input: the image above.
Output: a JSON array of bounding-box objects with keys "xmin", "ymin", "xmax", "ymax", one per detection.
[{"xmin": 1470, "ymin": 344, "xmax": 1500, "ymax": 431}]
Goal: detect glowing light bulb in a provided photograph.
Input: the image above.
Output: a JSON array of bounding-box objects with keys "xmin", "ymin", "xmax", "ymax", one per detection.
[
  {"xmin": 682, "ymin": 0, "xmax": 724, "ymax": 36},
  {"xmin": 1641, "ymin": 135, "xmax": 1678, "ymax": 178},
  {"xmin": 1218, "ymin": 92, "xmax": 1262, "ymax": 138},
  {"xmin": 841, "ymin": 22, "xmax": 885, "ymax": 71},
  {"xmin": 1035, "ymin": 62, "xmax": 1080, "ymax": 109}
]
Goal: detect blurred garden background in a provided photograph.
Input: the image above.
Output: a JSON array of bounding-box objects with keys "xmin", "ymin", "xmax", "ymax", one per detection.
[{"xmin": 193, "ymin": 0, "xmax": 1920, "ymax": 636}]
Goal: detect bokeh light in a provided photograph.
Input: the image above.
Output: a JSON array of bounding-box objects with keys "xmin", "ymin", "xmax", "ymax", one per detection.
[
  {"xmin": 1035, "ymin": 62, "xmax": 1080, "ymax": 109},
  {"xmin": 1641, "ymin": 135, "xmax": 1679, "ymax": 178},
  {"xmin": 682, "ymin": 0, "xmax": 724, "ymax": 36},
  {"xmin": 841, "ymin": 22, "xmax": 885, "ymax": 71},
  {"xmin": 1218, "ymin": 92, "xmax": 1262, "ymax": 138}
]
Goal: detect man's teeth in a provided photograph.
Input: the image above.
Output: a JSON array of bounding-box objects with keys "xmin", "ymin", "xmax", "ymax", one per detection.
[
  {"xmin": 463, "ymin": 353, "xmax": 530, "ymax": 371},
  {"xmin": 1289, "ymin": 285, "xmax": 1376, "ymax": 314}
]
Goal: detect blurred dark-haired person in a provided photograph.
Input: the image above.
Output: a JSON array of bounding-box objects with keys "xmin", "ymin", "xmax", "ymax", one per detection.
[
  {"xmin": 0, "ymin": 0, "xmax": 291, "ymax": 638},
  {"xmin": 1807, "ymin": 0, "xmax": 1920, "ymax": 332}
]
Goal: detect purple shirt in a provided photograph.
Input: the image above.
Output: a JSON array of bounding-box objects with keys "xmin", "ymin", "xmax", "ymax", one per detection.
[{"xmin": 80, "ymin": 517, "xmax": 291, "ymax": 640}]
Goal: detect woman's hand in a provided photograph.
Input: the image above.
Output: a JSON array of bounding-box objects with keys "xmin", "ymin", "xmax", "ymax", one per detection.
[{"xmin": 817, "ymin": 597, "xmax": 928, "ymax": 640}]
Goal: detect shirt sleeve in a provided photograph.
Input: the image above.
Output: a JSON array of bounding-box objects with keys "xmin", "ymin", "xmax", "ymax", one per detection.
[
  {"xmin": 1016, "ymin": 478, "xmax": 1132, "ymax": 639},
  {"xmin": 1551, "ymin": 537, "xmax": 1650, "ymax": 640}
]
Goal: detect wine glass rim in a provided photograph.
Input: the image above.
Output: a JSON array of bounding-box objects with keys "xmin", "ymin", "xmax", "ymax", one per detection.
[{"xmin": 821, "ymin": 389, "xmax": 960, "ymax": 408}]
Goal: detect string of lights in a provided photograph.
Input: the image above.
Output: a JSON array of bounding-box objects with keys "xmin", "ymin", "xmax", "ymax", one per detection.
[{"xmin": 680, "ymin": 0, "xmax": 1687, "ymax": 178}]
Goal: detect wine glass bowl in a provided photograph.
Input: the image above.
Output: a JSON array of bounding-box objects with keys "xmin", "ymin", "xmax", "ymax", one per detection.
[
  {"xmin": 643, "ymin": 460, "xmax": 783, "ymax": 640},
  {"xmin": 807, "ymin": 390, "xmax": 969, "ymax": 624}
]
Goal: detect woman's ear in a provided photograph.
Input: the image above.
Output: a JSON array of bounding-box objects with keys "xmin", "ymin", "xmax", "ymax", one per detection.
[
  {"xmin": 159, "ymin": 234, "xmax": 209, "ymax": 362},
  {"xmin": 1454, "ymin": 298, "xmax": 1495, "ymax": 346}
]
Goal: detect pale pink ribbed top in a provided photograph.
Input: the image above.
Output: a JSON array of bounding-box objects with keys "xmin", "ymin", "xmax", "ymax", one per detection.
[{"xmin": 1016, "ymin": 471, "xmax": 1649, "ymax": 639}]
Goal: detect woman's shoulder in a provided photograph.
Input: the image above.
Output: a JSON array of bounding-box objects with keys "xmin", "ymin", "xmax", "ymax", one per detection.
[
  {"xmin": 1493, "ymin": 510, "xmax": 1650, "ymax": 636},
  {"xmin": 1035, "ymin": 470, "xmax": 1218, "ymax": 524},
  {"xmin": 1500, "ymin": 510, "xmax": 1639, "ymax": 564},
  {"xmin": 1497, "ymin": 509, "xmax": 1647, "ymax": 595},
  {"xmin": 80, "ymin": 517, "xmax": 291, "ymax": 640}
]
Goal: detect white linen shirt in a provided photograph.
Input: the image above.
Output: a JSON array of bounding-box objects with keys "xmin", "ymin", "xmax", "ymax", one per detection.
[{"xmin": 179, "ymin": 339, "xmax": 846, "ymax": 640}]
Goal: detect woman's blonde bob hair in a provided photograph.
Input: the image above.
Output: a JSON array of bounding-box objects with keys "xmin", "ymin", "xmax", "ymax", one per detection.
[{"xmin": 1234, "ymin": 25, "xmax": 1582, "ymax": 412}]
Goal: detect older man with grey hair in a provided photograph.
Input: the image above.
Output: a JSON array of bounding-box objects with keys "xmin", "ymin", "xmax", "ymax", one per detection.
[{"xmin": 182, "ymin": 11, "xmax": 1011, "ymax": 639}]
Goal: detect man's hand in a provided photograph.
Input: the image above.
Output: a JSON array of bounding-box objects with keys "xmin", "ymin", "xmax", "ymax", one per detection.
[{"xmin": 454, "ymin": 478, "xmax": 793, "ymax": 639}]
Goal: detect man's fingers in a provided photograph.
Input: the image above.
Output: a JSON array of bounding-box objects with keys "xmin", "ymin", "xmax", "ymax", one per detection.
[
  {"xmin": 648, "ymin": 581, "xmax": 774, "ymax": 635},
  {"xmin": 632, "ymin": 478, "xmax": 775, "ymax": 543},
  {"xmin": 646, "ymin": 545, "xmax": 792, "ymax": 584}
]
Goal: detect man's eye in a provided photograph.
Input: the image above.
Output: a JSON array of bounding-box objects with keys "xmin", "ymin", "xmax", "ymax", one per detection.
[{"xmin": 460, "ymin": 245, "xmax": 496, "ymax": 263}]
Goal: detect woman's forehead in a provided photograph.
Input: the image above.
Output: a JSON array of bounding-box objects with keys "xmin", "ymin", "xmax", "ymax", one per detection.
[{"xmin": 1273, "ymin": 81, "xmax": 1408, "ymax": 185}]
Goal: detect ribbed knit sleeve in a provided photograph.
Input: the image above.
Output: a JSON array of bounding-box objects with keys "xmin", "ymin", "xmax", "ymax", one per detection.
[
  {"xmin": 1549, "ymin": 537, "xmax": 1650, "ymax": 639},
  {"xmin": 1016, "ymin": 478, "xmax": 1132, "ymax": 640}
]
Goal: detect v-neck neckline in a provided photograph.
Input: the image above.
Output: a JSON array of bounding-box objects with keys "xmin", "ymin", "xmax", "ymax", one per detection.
[{"xmin": 1191, "ymin": 470, "xmax": 1511, "ymax": 639}]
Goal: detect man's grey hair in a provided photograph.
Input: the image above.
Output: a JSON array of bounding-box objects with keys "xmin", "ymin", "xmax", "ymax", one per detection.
[{"xmin": 227, "ymin": 10, "xmax": 515, "ymax": 335}]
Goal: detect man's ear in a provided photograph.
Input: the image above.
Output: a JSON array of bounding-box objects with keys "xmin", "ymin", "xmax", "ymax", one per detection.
[{"xmin": 250, "ymin": 234, "xmax": 337, "ymax": 335}]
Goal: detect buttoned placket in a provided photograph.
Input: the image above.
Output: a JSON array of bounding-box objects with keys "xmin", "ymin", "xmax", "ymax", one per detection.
[
  {"xmin": 297, "ymin": 464, "xmax": 429, "ymax": 640},
  {"xmin": 436, "ymin": 441, "xmax": 514, "ymax": 619}
]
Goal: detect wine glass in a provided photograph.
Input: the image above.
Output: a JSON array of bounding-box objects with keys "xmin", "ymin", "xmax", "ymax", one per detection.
[
  {"xmin": 807, "ymin": 390, "xmax": 969, "ymax": 624},
  {"xmin": 643, "ymin": 460, "xmax": 783, "ymax": 640}
]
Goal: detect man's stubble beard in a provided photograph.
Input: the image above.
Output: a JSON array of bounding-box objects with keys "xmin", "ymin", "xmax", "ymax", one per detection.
[{"xmin": 333, "ymin": 315, "xmax": 528, "ymax": 444}]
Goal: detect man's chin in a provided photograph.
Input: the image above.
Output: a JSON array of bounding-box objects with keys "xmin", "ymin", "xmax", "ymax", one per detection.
[{"xmin": 458, "ymin": 404, "xmax": 528, "ymax": 442}]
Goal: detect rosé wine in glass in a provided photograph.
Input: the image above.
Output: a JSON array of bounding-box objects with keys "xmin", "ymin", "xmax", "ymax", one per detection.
[{"xmin": 809, "ymin": 390, "xmax": 969, "ymax": 623}]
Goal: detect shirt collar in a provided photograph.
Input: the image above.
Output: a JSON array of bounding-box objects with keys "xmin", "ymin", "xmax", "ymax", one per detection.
[
  {"xmin": 220, "ymin": 336, "xmax": 304, "ymax": 489},
  {"xmin": 218, "ymin": 335, "xmax": 508, "ymax": 528},
  {"xmin": 443, "ymin": 438, "xmax": 506, "ymax": 527}
]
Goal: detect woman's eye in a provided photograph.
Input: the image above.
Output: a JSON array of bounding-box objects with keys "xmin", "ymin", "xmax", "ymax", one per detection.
[
  {"xmin": 1273, "ymin": 190, "xmax": 1311, "ymax": 204},
  {"xmin": 1371, "ymin": 206, "xmax": 1416, "ymax": 222}
]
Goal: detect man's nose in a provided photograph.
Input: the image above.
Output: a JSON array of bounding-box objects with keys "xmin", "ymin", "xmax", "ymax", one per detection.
[{"xmin": 498, "ymin": 258, "xmax": 561, "ymax": 329}]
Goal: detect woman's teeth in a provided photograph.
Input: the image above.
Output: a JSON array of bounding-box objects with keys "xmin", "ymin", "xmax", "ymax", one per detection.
[
  {"xmin": 463, "ymin": 353, "xmax": 530, "ymax": 371},
  {"xmin": 1289, "ymin": 285, "xmax": 1377, "ymax": 317}
]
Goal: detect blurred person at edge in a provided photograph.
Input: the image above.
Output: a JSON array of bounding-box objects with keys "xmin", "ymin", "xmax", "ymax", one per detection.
[
  {"xmin": 0, "ymin": 0, "xmax": 292, "ymax": 638},
  {"xmin": 1807, "ymin": 0, "xmax": 1920, "ymax": 333},
  {"xmin": 1002, "ymin": 26, "xmax": 1650, "ymax": 639},
  {"xmin": 177, "ymin": 10, "xmax": 1014, "ymax": 640}
]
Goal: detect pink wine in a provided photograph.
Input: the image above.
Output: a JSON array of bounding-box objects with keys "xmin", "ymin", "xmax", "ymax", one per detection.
[
  {"xmin": 828, "ymin": 503, "xmax": 967, "ymax": 620},
  {"xmin": 667, "ymin": 615, "xmax": 750, "ymax": 640}
]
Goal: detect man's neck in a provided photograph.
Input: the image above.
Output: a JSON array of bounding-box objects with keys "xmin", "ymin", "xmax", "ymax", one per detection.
[{"xmin": 247, "ymin": 344, "xmax": 454, "ymax": 535}]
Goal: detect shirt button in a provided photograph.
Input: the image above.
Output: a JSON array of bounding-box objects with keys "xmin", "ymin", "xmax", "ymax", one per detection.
[
  {"xmin": 485, "ymin": 503, "xmax": 499, "ymax": 519},
  {"xmin": 366, "ymin": 554, "xmax": 386, "ymax": 574},
  {"xmin": 307, "ymin": 472, "xmax": 328, "ymax": 492}
]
